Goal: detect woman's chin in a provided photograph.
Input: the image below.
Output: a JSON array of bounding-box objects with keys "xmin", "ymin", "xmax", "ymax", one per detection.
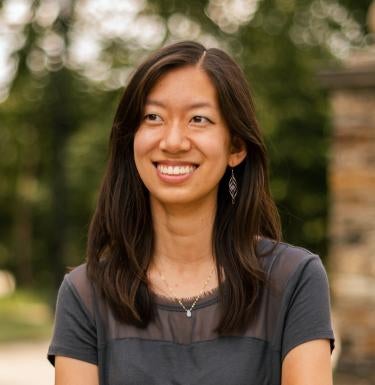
[{"xmin": 150, "ymin": 191, "xmax": 217, "ymax": 208}]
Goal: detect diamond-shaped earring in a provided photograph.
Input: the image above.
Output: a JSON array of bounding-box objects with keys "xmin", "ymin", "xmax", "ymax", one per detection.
[{"xmin": 228, "ymin": 168, "xmax": 238, "ymax": 204}]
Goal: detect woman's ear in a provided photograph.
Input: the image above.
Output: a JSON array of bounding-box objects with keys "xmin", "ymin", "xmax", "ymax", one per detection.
[{"xmin": 228, "ymin": 137, "xmax": 247, "ymax": 167}]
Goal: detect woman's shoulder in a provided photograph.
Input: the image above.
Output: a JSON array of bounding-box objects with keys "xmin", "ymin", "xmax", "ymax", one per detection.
[
  {"xmin": 65, "ymin": 263, "xmax": 90, "ymax": 292},
  {"xmin": 257, "ymin": 237, "xmax": 326, "ymax": 289},
  {"xmin": 62, "ymin": 263, "xmax": 95, "ymax": 318}
]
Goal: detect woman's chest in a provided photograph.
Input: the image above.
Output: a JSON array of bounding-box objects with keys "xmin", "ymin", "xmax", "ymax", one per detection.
[{"xmin": 101, "ymin": 336, "xmax": 279, "ymax": 385}]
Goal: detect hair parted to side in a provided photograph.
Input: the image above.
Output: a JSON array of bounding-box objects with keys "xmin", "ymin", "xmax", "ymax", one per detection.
[{"xmin": 86, "ymin": 41, "xmax": 281, "ymax": 332}]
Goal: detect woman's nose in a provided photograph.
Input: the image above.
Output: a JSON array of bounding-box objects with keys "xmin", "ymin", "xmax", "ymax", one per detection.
[{"xmin": 159, "ymin": 121, "xmax": 191, "ymax": 153}]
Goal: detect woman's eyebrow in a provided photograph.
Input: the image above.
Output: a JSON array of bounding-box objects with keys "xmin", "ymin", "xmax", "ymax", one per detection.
[{"xmin": 145, "ymin": 99, "xmax": 215, "ymax": 110}]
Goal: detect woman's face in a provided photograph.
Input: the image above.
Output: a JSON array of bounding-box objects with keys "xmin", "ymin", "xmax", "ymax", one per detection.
[{"xmin": 134, "ymin": 65, "xmax": 245, "ymax": 207}]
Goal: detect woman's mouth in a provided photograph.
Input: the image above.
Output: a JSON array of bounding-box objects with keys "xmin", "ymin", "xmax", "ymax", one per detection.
[
  {"xmin": 153, "ymin": 162, "xmax": 199, "ymax": 183},
  {"xmin": 156, "ymin": 164, "xmax": 197, "ymax": 176}
]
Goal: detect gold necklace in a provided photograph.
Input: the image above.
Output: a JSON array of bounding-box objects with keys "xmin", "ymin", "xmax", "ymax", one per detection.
[{"xmin": 156, "ymin": 265, "xmax": 216, "ymax": 318}]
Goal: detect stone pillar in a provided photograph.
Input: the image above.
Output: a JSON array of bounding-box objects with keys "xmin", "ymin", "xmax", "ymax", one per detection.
[{"xmin": 319, "ymin": 4, "xmax": 375, "ymax": 383}]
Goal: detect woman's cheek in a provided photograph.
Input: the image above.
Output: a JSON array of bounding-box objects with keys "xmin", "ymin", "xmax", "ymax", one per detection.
[{"xmin": 134, "ymin": 127, "xmax": 159, "ymax": 155}]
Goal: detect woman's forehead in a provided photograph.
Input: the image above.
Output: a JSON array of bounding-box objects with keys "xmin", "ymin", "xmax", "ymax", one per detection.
[{"xmin": 144, "ymin": 66, "xmax": 220, "ymax": 110}]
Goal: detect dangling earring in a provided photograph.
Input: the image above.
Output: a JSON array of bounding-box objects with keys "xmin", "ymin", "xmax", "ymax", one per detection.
[{"xmin": 228, "ymin": 168, "xmax": 238, "ymax": 204}]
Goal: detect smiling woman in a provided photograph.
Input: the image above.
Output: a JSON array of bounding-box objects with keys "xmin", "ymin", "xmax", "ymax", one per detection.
[{"xmin": 48, "ymin": 41, "xmax": 335, "ymax": 385}]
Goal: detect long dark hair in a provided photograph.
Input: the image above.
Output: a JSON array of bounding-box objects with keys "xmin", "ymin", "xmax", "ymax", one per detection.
[{"xmin": 86, "ymin": 41, "xmax": 281, "ymax": 333}]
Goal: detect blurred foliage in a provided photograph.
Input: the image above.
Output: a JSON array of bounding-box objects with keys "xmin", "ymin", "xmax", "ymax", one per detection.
[
  {"xmin": 0, "ymin": 289, "xmax": 53, "ymax": 342},
  {"xmin": 0, "ymin": 0, "xmax": 372, "ymax": 291}
]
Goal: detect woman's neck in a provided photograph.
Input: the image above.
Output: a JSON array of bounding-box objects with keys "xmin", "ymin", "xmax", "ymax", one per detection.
[
  {"xmin": 150, "ymin": 198, "xmax": 216, "ymax": 268},
  {"xmin": 147, "ymin": 197, "xmax": 218, "ymax": 298}
]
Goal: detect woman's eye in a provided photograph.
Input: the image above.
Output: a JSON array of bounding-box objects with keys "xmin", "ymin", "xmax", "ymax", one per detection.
[
  {"xmin": 144, "ymin": 114, "xmax": 162, "ymax": 122},
  {"xmin": 190, "ymin": 116, "xmax": 211, "ymax": 124}
]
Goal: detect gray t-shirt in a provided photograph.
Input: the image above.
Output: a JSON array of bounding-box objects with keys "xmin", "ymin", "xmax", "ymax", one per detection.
[{"xmin": 48, "ymin": 239, "xmax": 335, "ymax": 385}]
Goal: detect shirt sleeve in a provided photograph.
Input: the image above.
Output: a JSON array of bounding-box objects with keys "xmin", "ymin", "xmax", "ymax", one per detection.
[
  {"xmin": 281, "ymin": 256, "xmax": 335, "ymax": 361},
  {"xmin": 47, "ymin": 275, "xmax": 98, "ymax": 366}
]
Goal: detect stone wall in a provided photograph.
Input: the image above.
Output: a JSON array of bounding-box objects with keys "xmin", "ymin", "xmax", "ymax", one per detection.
[{"xmin": 320, "ymin": 51, "xmax": 375, "ymax": 384}]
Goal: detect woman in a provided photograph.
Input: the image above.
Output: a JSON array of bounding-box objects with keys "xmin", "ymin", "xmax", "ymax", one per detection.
[{"xmin": 48, "ymin": 41, "xmax": 335, "ymax": 385}]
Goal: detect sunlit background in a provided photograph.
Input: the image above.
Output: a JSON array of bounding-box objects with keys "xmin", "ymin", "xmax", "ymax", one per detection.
[
  {"xmin": 0, "ymin": 0, "xmax": 374, "ymax": 384},
  {"xmin": 0, "ymin": 0, "xmax": 369, "ymax": 99}
]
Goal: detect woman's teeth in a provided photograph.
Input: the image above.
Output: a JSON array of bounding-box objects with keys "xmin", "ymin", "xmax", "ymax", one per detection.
[{"xmin": 157, "ymin": 164, "xmax": 197, "ymax": 175}]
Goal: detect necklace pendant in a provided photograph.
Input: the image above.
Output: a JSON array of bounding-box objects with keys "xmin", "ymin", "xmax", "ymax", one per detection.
[{"xmin": 186, "ymin": 310, "xmax": 192, "ymax": 318}]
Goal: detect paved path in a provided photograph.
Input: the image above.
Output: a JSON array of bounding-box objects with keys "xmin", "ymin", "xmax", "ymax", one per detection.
[{"xmin": 0, "ymin": 340, "xmax": 54, "ymax": 385}]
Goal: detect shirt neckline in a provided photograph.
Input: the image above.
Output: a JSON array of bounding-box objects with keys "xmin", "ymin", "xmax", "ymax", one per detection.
[
  {"xmin": 150, "ymin": 237, "xmax": 273, "ymax": 312},
  {"xmin": 151, "ymin": 285, "xmax": 220, "ymax": 311}
]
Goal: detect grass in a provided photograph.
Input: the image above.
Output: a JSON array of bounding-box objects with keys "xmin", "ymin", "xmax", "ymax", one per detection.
[{"xmin": 0, "ymin": 289, "xmax": 53, "ymax": 342}]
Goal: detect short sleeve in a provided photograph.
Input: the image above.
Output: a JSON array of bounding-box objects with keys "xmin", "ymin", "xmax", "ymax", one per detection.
[
  {"xmin": 47, "ymin": 275, "xmax": 98, "ymax": 366},
  {"xmin": 281, "ymin": 257, "xmax": 335, "ymax": 361}
]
